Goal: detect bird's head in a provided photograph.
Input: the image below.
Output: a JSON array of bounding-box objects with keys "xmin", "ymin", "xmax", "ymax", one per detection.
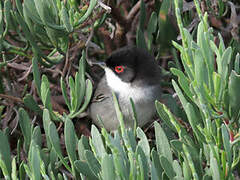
[{"xmin": 95, "ymin": 46, "xmax": 161, "ymax": 92}]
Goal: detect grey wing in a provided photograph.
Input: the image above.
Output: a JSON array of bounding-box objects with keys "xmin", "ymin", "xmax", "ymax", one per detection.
[{"xmin": 88, "ymin": 76, "xmax": 120, "ymax": 131}]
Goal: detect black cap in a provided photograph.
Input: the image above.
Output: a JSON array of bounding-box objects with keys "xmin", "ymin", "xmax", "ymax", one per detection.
[{"xmin": 105, "ymin": 46, "xmax": 161, "ymax": 86}]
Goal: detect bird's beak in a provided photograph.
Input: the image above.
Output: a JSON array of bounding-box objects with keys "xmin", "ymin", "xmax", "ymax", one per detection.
[{"xmin": 92, "ymin": 61, "xmax": 106, "ymax": 69}]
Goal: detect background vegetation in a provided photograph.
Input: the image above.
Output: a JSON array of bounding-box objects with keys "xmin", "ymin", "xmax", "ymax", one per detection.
[{"xmin": 0, "ymin": 0, "xmax": 240, "ymax": 179}]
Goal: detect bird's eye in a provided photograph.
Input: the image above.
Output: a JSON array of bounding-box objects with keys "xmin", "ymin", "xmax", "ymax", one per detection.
[{"xmin": 114, "ymin": 66, "xmax": 124, "ymax": 73}]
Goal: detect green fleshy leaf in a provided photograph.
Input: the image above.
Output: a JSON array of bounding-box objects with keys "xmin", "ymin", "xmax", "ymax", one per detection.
[
  {"xmin": 32, "ymin": 126, "xmax": 42, "ymax": 148},
  {"xmin": 85, "ymin": 150, "xmax": 101, "ymax": 176},
  {"xmin": 136, "ymin": 28, "xmax": 147, "ymax": 50},
  {"xmin": 70, "ymin": 79, "xmax": 93, "ymax": 118},
  {"xmin": 3, "ymin": 0, "xmax": 11, "ymax": 33},
  {"xmin": 48, "ymin": 122, "xmax": 71, "ymax": 172},
  {"xmin": 77, "ymin": 51, "xmax": 86, "ymax": 108},
  {"xmin": 228, "ymin": 70, "xmax": 240, "ymax": 119},
  {"xmin": 172, "ymin": 80, "xmax": 188, "ymax": 109},
  {"xmin": 150, "ymin": 161, "xmax": 159, "ymax": 180},
  {"xmin": 101, "ymin": 154, "xmax": 115, "ymax": 180},
  {"xmin": 194, "ymin": 49, "xmax": 208, "ymax": 90},
  {"xmin": 30, "ymin": 142, "xmax": 41, "ymax": 180},
  {"xmin": 183, "ymin": 161, "xmax": 192, "ymax": 180},
  {"xmin": 0, "ymin": 130, "xmax": 12, "ymax": 178},
  {"xmin": 60, "ymin": 77, "xmax": 71, "ymax": 111},
  {"xmin": 171, "ymin": 140, "xmax": 183, "ymax": 153},
  {"xmin": 74, "ymin": 160, "xmax": 98, "ymax": 180},
  {"xmin": 147, "ymin": 12, "xmax": 157, "ymax": 50},
  {"xmin": 19, "ymin": 162, "xmax": 26, "ymax": 180},
  {"xmin": 173, "ymin": 160, "xmax": 183, "ymax": 178},
  {"xmin": 171, "ymin": 68, "xmax": 193, "ymax": 102},
  {"xmin": 32, "ymin": 56, "xmax": 41, "ymax": 96},
  {"xmin": 136, "ymin": 146, "xmax": 149, "ymax": 180},
  {"xmin": 19, "ymin": 108, "xmax": 32, "ymax": 152},
  {"xmin": 64, "ymin": 118, "xmax": 77, "ymax": 176},
  {"xmin": 160, "ymin": 155, "xmax": 176, "ymax": 179},
  {"xmin": 15, "ymin": 0, "xmax": 23, "ymax": 16},
  {"xmin": 155, "ymin": 101, "xmax": 178, "ymax": 132},
  {"xmin": 154, "ymin": 121, "xmax": 173, "ymax": 163},
  {"xmin": 23, "ymin": 94, "xmax": 43, "ymax": 116},
  {"xmin": 69, "ymin": 76, "xmax": 76, "ymax": 111},
  {"xmin": 210, "ymin": 149, "xmax": 220, "ymax": 180},
  {"xmin": 41, "ymin": 75, "xmax": 52, "ymax": 111},
  {"xmin": 139, "ymin": 0, "xmax": 146, "ymax": 30},
  {"xmin": 91, "ymin": 125, "xmax": 106, "ymax": 158},
  {"xmin": 78, "ymin": 136, "xmax": 91, "ymax": 160},
  {"xmin": 234, "ymin": 53, "xmax": 240, "ymax": 74},
  {"xmin": 42, "ymin": 109, "xmax": 52, "ymax": 149},
  {"xmin": 136, "ymin": 128, "xmax": 150, "ymax": 158},
  {"xmin": 221, "ymin": 124, "xmax": 232, "ymax": 165},
  {"xmin": 182, "ymin": 144, "xmax": 200, "ymax": 180},
  {"xmin": 185, "ymin": 103, "xmax": 205, "ymax": 143},
  {"xmin": 213, "ymin": 72, "xmax": 221, "ymax": 102},
  {"xmin": 75, "ymin": 0, "xmax": 97, "ymax": 26},
  {"xmin": 151, "ymin": 149, "xmax": 163, "ymax": 179},
  {"xmin": 11, "ymin": 157, "xmax": 18, "ymax": 180},
  {"xmin": 61, "ymin": 4, "xmax": 73, "ymax": 32}
]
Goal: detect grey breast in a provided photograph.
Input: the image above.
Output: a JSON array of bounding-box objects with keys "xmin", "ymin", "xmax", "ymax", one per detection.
[
  {"xmin": 89, "ymin": 75, "xmax": 161, "ymax": 131},
  {"xmin": 89, "ymin": 76, "xmax": 121, "ymax": 131}
]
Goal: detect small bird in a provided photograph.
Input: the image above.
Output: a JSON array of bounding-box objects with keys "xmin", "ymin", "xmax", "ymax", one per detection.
[{"xmin": 89, "ymin": 46, "xmax": 162, "ymax": 131}]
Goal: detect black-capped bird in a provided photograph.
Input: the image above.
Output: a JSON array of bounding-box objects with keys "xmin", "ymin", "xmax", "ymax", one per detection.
[{"xmin": 89, "ymin": 46, "xmax": 162, "ymax": 131}]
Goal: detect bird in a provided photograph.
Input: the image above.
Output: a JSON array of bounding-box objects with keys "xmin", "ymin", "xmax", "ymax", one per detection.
[{"xmin": 89, "ymin": 46, "xmax": 162, "ymax": 131}]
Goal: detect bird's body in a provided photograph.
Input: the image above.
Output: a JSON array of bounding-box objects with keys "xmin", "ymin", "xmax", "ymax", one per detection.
[{"xmin": 89, "ymin": 46, "xmax": 161, "ymax": 131}]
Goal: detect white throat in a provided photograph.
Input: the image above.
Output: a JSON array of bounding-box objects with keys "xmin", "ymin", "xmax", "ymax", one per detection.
[
  {"xmin": 105, "ymin": 68, "xmax": 131, "ymax": 93},
  {"xmin": 104, "ymin": 68, "xmax": 154, "ymax": 102}
]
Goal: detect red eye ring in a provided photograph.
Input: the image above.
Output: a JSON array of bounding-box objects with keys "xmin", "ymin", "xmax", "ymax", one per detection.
[{"xmin": 115, "ymin": 66, "xmax": 124, "ymax": 73}]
